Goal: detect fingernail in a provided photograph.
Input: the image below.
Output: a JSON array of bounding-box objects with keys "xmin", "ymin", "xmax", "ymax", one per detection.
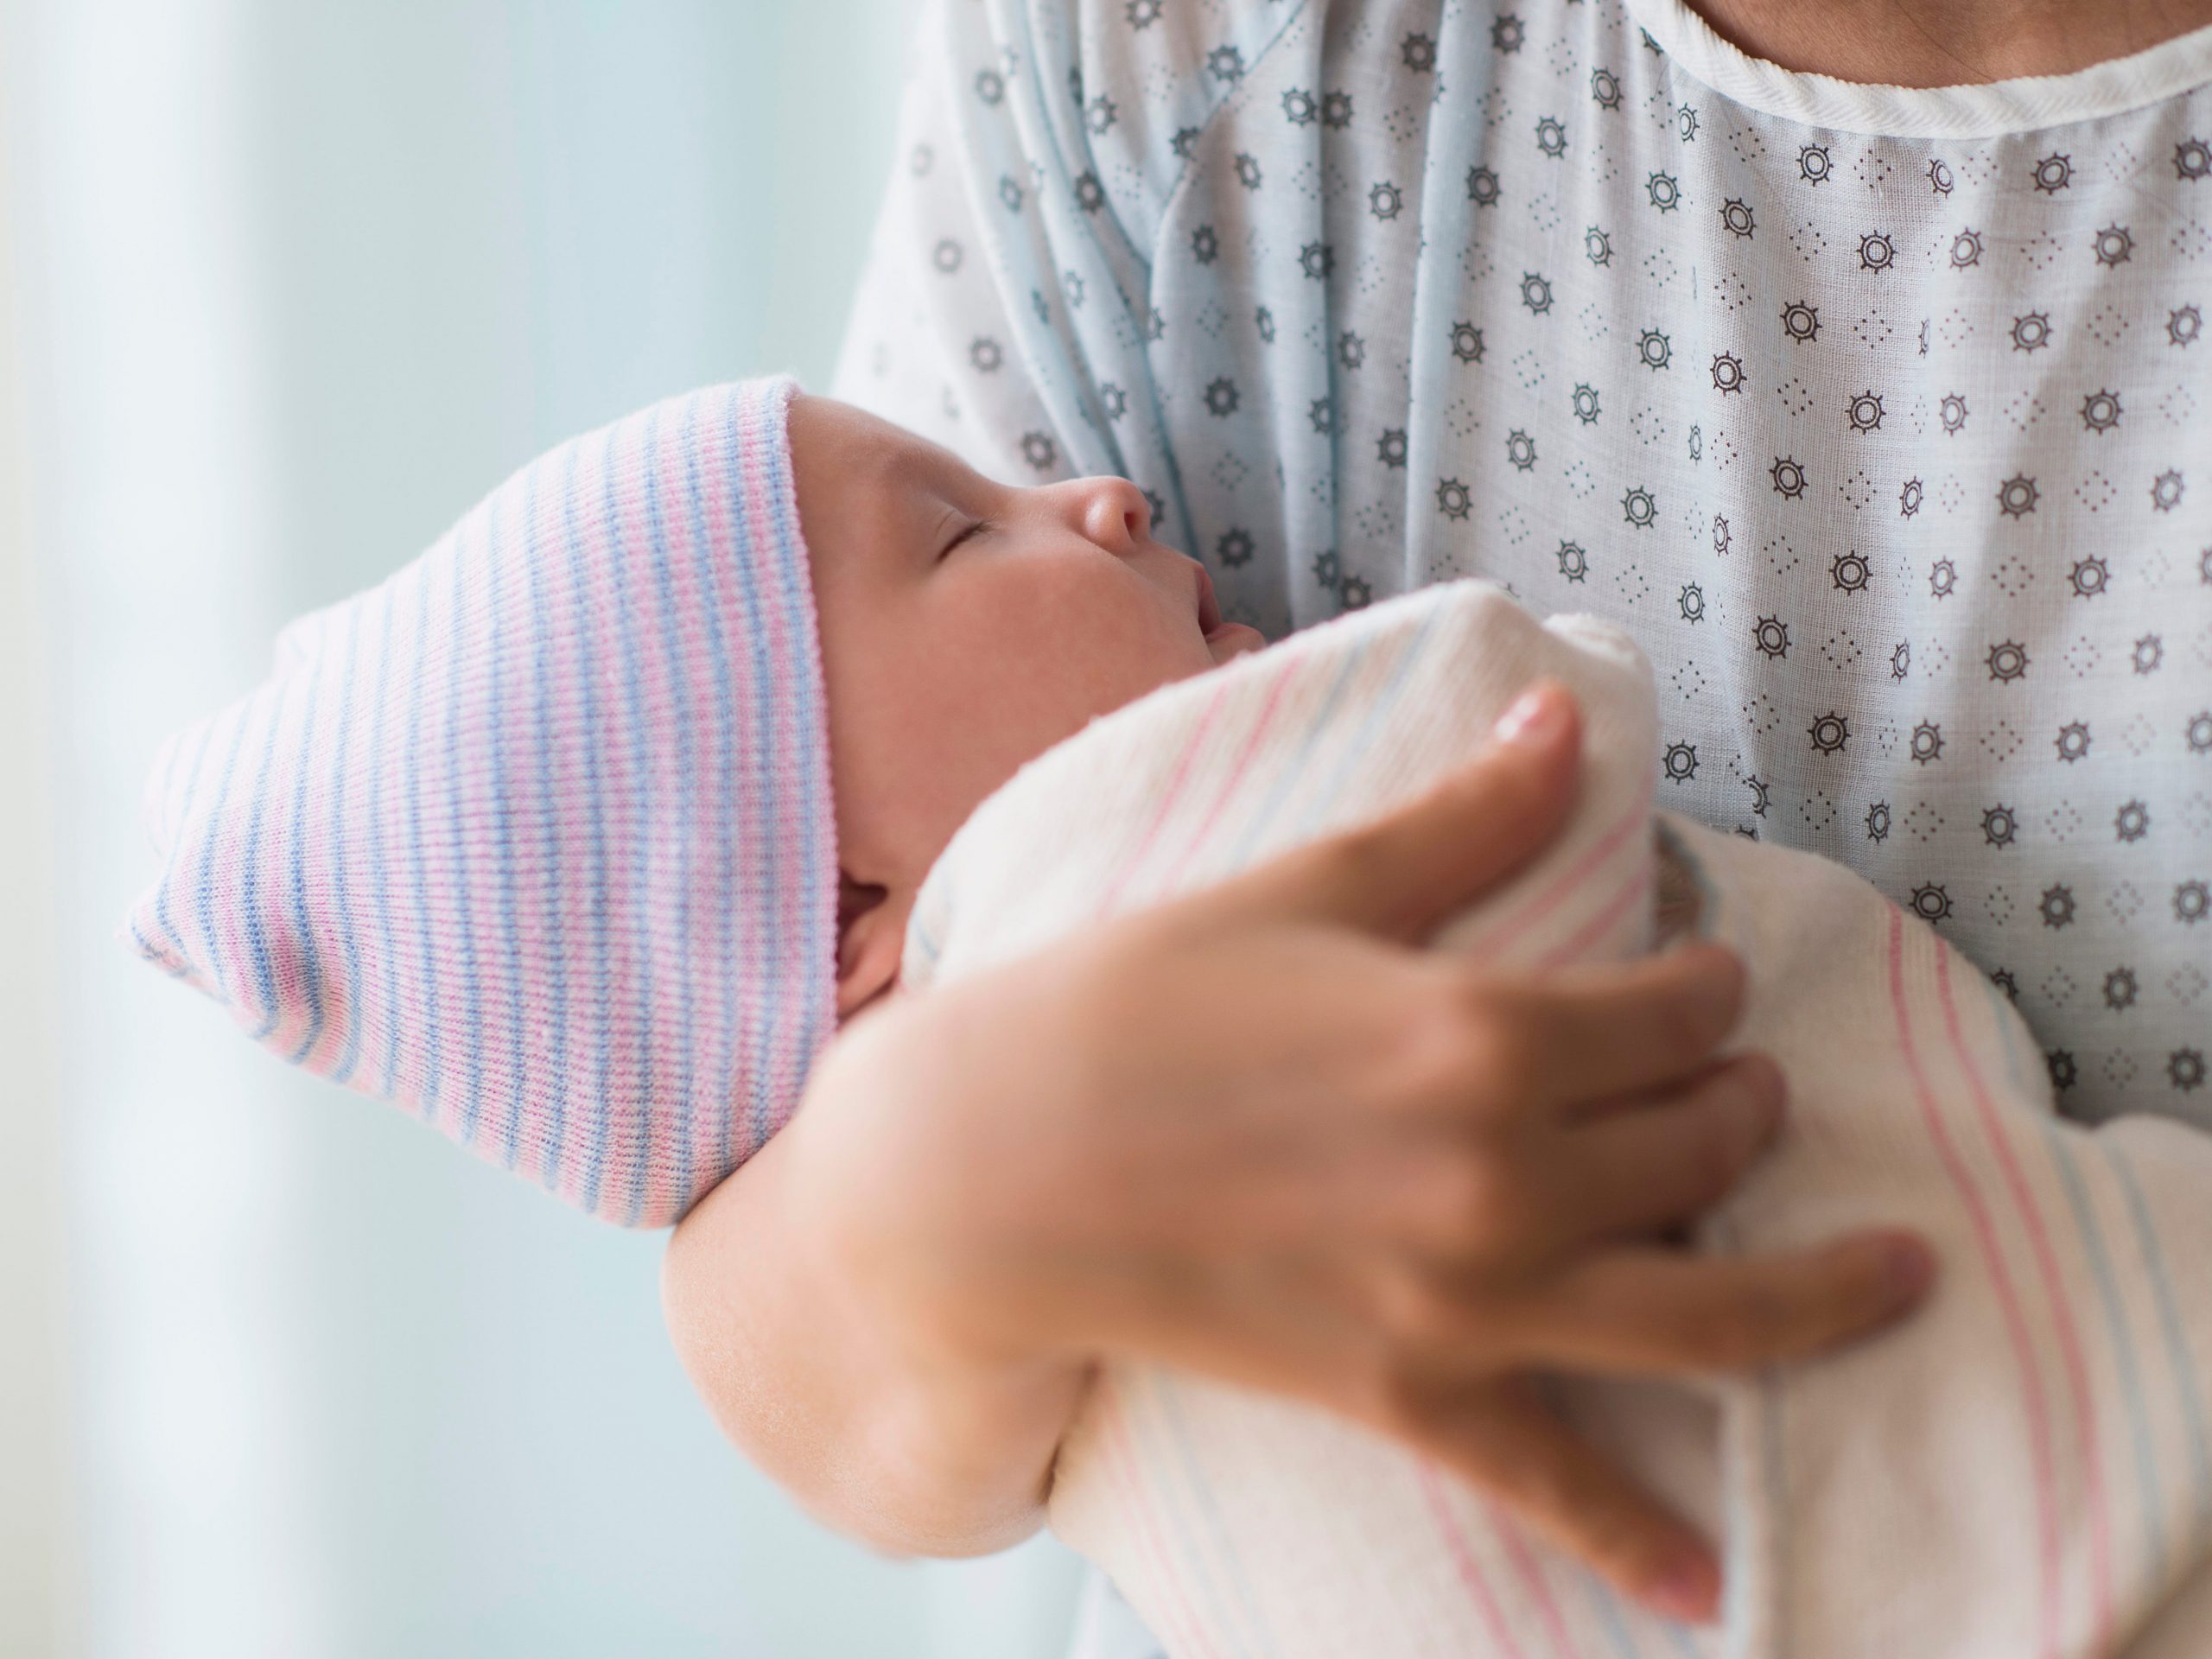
[
  {"xmin": 1879, "ymin": 1233, "xmax": 1936, "ymax": 1305},
  {"xmin": 1494, "ymin": 683, "xmax": 1568, "ymax": 747},
  {"xmin": 1646, "ymin": 1552, "xmax": 1720, "ymax": 1624}
]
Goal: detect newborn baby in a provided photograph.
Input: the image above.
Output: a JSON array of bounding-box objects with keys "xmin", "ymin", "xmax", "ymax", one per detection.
[{"xmin": 128, "ymin": 381, "xmax": 2212, "ymax": 1657}]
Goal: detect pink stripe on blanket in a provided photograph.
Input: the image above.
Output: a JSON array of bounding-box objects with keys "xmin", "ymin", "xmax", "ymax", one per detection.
[
  {"xmin": 1890, "ymin": 909, "xmax": 2061, "ymax": 1659},
  {"xmin": 1095, "ymin": 682, "xmax": 1236, "ymax": 920},
  {"xmin": 1491, "ymin": 1502, "xmax": 1582, "ymax": 1659},
  {"xmin": 1534, "ymin": 859, "xmax": 1654, "ymax": 972},
  {"xmin": 1416, "ymin": 1462, "xmax": 1529, "ymax": 1658},
  {"xmin": 1101, "ymin": 1376, "xmax": 1231, "ymax": 1659},
  {"xmin": 1936, "ymin": 944, "xmax": 2113, "ymax": 1649},
  {"xmin": 1172, "ymin": 655, "xmax": 1306, "ymax": 874},
  {"xmin": 1469, "ymin": 785, "xmax": 1654, "ymax": 963}
]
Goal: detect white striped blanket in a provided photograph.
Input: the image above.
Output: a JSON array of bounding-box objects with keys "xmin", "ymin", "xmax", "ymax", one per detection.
[{"xmin": 904, "ymin": 582, "xmax": 2212, "ymax": 1659}]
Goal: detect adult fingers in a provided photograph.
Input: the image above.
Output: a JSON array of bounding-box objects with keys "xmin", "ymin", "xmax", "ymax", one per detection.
[
  {"xmin": 1515, "ymin": 1230, "xmax": 1939, "ymax": 1376},
  {"xmin": 1541, "ymin": 1055, "xmax": 1787, "ymax": 1245},
  {"xmin": 1397, "ymin": 1376, "xmax": 1720, "ymax": 1624},
  {"xmin": 1224, "ymin": 680, "xmax": 1582, "ymax": 942},
  {"xmin": 1382, "ymin": 1056, "xmax": 1780, "ymax": 1280},
  {"xmin": 1461, "ymin": 942, "xmax": 1751, "ymax": 1110}
]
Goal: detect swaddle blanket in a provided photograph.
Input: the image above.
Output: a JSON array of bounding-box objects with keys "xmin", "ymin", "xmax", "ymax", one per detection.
[{"xmin": 904, "ymin": 582, "xmax": 2212, "ymax": 1659}]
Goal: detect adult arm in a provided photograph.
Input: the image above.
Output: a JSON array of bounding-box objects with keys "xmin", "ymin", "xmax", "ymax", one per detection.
[
  {"xmin": 663, "ymin": 687, "xmax": 1936, "ymax": 1618},
  {"xmin": 660, "ymin": 1091, "xmax": 1090, "ymax": 1557}
]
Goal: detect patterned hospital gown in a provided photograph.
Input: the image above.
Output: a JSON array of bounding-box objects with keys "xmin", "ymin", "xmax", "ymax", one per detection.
[{"xmin": 830, "ymin": 1, "xmax": 2212, "ymax": 1651}]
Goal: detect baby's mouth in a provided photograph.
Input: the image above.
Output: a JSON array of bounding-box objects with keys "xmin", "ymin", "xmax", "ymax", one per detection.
[
  {"xmin": 1194, "ymin": 563, "xmax": 1224, "ymax": 634},
  {"xmin": 1193, "ymin": 562, "xmax": 1267, "ymax": 659}
]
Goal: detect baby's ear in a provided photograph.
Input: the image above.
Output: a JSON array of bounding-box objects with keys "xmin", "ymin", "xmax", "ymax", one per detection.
[{"xmin": 835, "ymin": 876, "xmax": 912, "ymax": 1020}]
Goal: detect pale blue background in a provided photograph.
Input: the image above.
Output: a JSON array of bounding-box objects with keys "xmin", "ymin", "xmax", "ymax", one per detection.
[{"xmin": 1, "ymin": 1, "xmax": 1087, "ymax": 1653}]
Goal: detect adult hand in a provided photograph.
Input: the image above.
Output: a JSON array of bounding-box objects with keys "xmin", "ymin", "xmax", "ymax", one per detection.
[{"xmin": 783, "ymin": 683, "xmax": 1936, "ymax": 1621}]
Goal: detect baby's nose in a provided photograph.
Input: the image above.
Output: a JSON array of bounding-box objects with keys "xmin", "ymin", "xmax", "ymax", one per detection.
[{"xmin": 1067, "ymin": 475, "xmax": 1152, "ymax": 556}]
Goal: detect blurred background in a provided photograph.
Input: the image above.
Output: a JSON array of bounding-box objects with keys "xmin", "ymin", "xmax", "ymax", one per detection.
[{"xmin": 0, "ymin": 1, "xmax": 1089, "ymax": 1653}]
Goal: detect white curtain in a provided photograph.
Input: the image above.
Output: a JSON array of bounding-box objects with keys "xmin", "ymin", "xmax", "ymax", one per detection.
[{"xmin": 3, "ymin": 2, "xmax": 1085, "ymax": 1653}]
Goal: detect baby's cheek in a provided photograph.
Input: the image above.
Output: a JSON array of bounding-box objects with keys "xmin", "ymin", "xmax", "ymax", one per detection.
[{"xmin": 929, "ymin": 562, "xmax": 1203, "ymax": 798}]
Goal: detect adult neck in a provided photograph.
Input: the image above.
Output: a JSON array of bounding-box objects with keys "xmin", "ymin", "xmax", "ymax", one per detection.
[{"xmin": 1687, "ymin": 0, "xmax": 2212, "ymax": 86}]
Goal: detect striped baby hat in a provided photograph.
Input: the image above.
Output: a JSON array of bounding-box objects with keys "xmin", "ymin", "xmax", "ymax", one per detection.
[{"xmin": 122, "ymin": 378, "xmax": 839, "ymax": 1226}]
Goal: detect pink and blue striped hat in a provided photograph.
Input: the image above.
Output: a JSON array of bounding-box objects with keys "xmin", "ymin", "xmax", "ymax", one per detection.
[{"xmin": 123, "ymin": 378, "xmax": 839, "ymax": 1226}]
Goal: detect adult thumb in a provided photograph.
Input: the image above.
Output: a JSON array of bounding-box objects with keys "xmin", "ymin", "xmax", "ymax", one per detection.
[{"xmin": 1229, "ymin": 679, "xmax": 1582, "ymax": 942}]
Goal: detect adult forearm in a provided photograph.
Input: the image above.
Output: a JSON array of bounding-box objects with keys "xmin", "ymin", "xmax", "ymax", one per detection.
[{"xmin": 661, "ymin": 1108, "xmax": 1092, "ymax": 1558}]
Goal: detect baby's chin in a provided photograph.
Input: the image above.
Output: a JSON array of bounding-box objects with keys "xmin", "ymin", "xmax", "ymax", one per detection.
[{"xmin": 1205, "ymin": 621, "xmax": 1268, "ymax": 664}]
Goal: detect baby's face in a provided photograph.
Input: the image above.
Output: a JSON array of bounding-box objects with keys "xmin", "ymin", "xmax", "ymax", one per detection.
[{"xmin": 790, "ymin": 395, "xmax": 1265, "ymax": 1007}]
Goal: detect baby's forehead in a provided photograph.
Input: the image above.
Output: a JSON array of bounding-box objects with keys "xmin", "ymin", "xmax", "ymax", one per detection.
[{"xmin": 792, "ymin": 394, "xmax": 958, "ymax": 486}]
